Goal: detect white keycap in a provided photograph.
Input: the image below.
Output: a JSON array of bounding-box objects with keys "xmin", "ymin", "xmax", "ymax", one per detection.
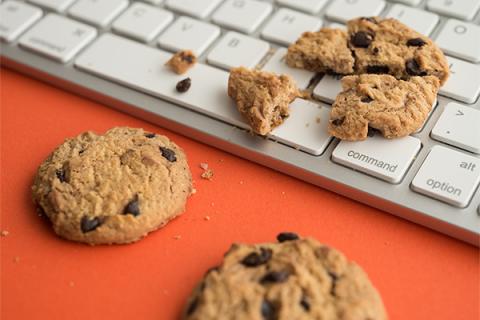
[
  {"xmin": 68, "ymin": 0, "xmax": 128, "ymax": 28},
  {"xmin": 157, "ymin": 16, "xmax": 220, "ymax": 56},
  {"xmin": 166, "ymin": 0, "xmax": 222, "ymax": 19},
  {"xmin": 112, "ymin": 3, "xmax": 173, "ymax": 43},
  {"xmin": 261, "ymin": 8, "xmax": 322, "ymax": 46},
  {"xmin": 212, "ymin": 0, "xmax": 272, "ymax": 34},
  {"xmin": 207, "ymin": 31, "xmax": 270, "ymax": 70},
  {"xmin": 431, "ymin": 103, "xmax": 480, "ymax": 154},
  {"xmin": 262, "ymin": 48, "xmax": 315, "ymax": 90},
  {"xmin": 0, "ymin": 1, "xmax": 42, "ymax": 42},
  {"xmin": 412, "ymin": 146, "xmax": 480, "ymax": 207},
  {"xmin": 270, "ymin": 99, "xmax": 333, "ymax": 155},
  {"xmin": 18, "ymin": 14, "xmax": 96, "ymax": 63},
  {"xmin": 313, "ymin": 75, "xmax": 343, "ymax": 104},
  {"xmin": 440, "ymin": 56, "xmax": 480, "ymax": 104},
  {"xmin": 386, "ymin": 4, "xmax": 439, "ymax": 36},
  {"xmin": 276, "ymin": 0, "xmax": 328, "ymax": 14},
  {"xmin": 390, "ymin": 0, "xmax": 421, "ymax": 5},
  {"xmin": 332, "ymin": 135, "xmax": 421, "ymax": 183},
  {"xmin": 75, "ymin": 34, "xmax": 249, "ymax": 129},
  {"xmin": 427, "ymin": 0, "xmax": 480, "ymax": 21},
  {"xmin": 325, "ymin": 0, "xmax": 385, "ymax": 23},
  {"xmin": 28, "ymin": 0, "xmax": 75, "ymax": 12},
  {"xmin": 435, "ymin": 19, "xmax": 480, "ymax": 63}
]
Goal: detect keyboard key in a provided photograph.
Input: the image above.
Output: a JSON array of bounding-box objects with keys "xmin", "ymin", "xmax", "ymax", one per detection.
[
  {"xmin": 276, "ymin": 0, "xmax": 328, "ymax": 14},
  {"xmin": 68, "ymin": 0, "xmax": 128, "ymax": 28},
  {"xmin": 325, "ymin": 0, "xmax": 385, "ymax": 23},
  {"xmin": 112, "ymin": 3, "xmax": 173, "ymax": 43},
  {"xmin": 158, "ymin": 16, "xmax": 220, "ymax": 56},
  {"xmin": 19, "ymin": 14, "xmax": 96, "ymax": 63},
  {"xmin": 75, "ymin": 34, "xmax": 249, "ymax": 129},
  {"xmin": 431, "ymin": 103, "xmax": 480, "ymax": 154},
  {"xmin": 427, "ymin": 0, "xmax": 480, "ymax": 21},
  {"xmin": 390, "ymin": 0, "xmax": 421, "ymax": 5},
  {"xmin": 313, "ymin": 75, "xmax": 343, "ymax": 104},
  {"xmin": 411, "ymin": 146, "xmax": 480, "ymax": 207},
  {"xmin": 332, "ymin": 135, "xmax": 421, "ymax": 183},
  {"xmin": 0, "ymin": 1, "xmax": 42, "ymax": 42},
  {"xmin": 262, "ymin": 48, "xmax": 315, "ymax": 90},
  {"xmin": 165, "ymin": 0, "xmax": 222, "ymax": 19},
  {"xmin": 212, "ymin": 0, "xmax": 272, "ymax": 34},
  {"xmin": 28, "ymin": 0, "xmax": 74, "ymax": 12},
  {"xmin": 386, "ymin": 4, "xmax": 439, "ymax": 36},
  {"xmin": 435, "ymin": 19, "xmax": 480, "ymax": 63},
  {"xmin": 261, "ymin": 8, "xmax": 322, "ymax": 46},
  {"xmin": 207, "ymin": 31, "xmax": 270, "ymax": 70},
  {"xmin": 440, "ymin": 56, "xmax": 480, "ymax": 104},
  {"xmin": 270, "ymin": 99, "xmax": 332, "ymax": 155}
]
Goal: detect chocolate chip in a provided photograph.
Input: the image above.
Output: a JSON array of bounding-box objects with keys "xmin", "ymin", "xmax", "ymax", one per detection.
[
  {"xmin": 241, "ymin": 248, "xmax": 272, "ymax": 267},
  {"xmin": 144, "ymin": 133, "xmax": 156, "ymax": 138},
  {"xmin": 80, "ymin": 216, "xmax": 102, "ymax": 233},
  {"xmin": 276, "ymin": 232, "xmax": 299, "ymax": 242},
  {"xmin": 328, "ymin": 271, "xmax": 338, "ymax": 296},
  {"xmin": 405, "ymin": 59, "xmax": 427, "ymax": 76},
  {"xmin": 372, "ymin": 47, "xmax": 379, "ymax": 55},
  {"xmin": 55, "ymin": 169, "xmax": 66, "ymax": 183},
  {"xmin": 176, "ymin": 78, "xmax": 191, "ymax": 93},
  {"xmin": 159, "ymin": 146, "xmax": 177, "ymax": 162},
  {"xmin": 78, "ymin": 149, "xmax": 85, "ymax": 155},
  {"xmin": 181, "ymin": 53, "xmax": 194, "ymax": 63},
  {"xmin": 407, "ymin": 38, "xmax": 426, "ymax": 47},
  {"xmin": 366, "ymin": 65, "xmax": 389, "ymax": 74},
  {"xmin": 350, "ymin": 31, "xmax": 374, "ymax": 48},
  {"xmin": 186, "ymin": 298, "xmax": 198, "ymax": 315},
  {"xmin": 331, "ymin": 117, "xmax": 345, "ymax": 126},
  {"xmin": 300, "ymin": 296, "xmax": 310, "ymax": 311},
  {"xmin": 123, "ymin": 195, "xmax": 140, "ymax": 216},
  {"xmin": 361, "ymin": 96, "xmax": 373, "ymax": 103},
  {"xmin": 261, "ymin": 300, "xmax": 276, "ymax": 320},
  {"xmin": 260, "ymin": 271, "xmax": 290, "ymax": 284}
]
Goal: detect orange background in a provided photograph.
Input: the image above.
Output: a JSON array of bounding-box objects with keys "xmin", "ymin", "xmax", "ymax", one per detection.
[{"xmin": 1, "ymin": 68, "xmax": 479, "ymax": 320}]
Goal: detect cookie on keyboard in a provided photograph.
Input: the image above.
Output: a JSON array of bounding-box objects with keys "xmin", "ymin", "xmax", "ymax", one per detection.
[
  {"xmin": 32, "ymin": 127, "xmax": 192, "ymax": 245},
  {"xmin": 348, "ymin": 17, "xmax": 449, "ymax": 85},
  {"xmin": 329, "ymin": 74, "xmax": 440, "ymax": 140},
  {"xmin": 228, "ymin": 67, "xmax": 300, "ymax": 135},
  {"xmin": 166, "ymin": 50, "xmax": 197, "ymax": 75},
  {"xmin": 183, "ymin": 232, "xmax": 387, "ymax": 320},
  {"xmin": 286, "ymin": 28, "xmax": 355, "ymax": 74}
]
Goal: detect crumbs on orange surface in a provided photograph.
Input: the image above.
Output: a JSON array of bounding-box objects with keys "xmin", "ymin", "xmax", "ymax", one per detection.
[{"xmin": 1, "ymin": 230, "xmax": 9, "ymax": 237}]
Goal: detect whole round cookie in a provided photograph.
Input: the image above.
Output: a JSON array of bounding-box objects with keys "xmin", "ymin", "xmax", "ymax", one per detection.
[
  {"xmin": 183, "ymin": 233, "xmax": 387, "ymax": 320},
  {"xmin": 32, "ymin": 127, "xmax": 192, "ymax": 245}
]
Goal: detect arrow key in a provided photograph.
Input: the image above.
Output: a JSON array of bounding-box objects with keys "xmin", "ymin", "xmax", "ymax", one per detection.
[{"xmin": 431, "ymin": 102, "xmax": 480, "ymax": 154}]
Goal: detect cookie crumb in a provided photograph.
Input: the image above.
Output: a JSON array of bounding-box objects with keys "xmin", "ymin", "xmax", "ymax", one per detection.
[
  {"xmin": 191, "ymin": 188, "xmax": 197, "ymax": 194},
  {"xmin": 174, "ymin": 235, "xmax": 182, "ymax": 240},
  {"xmin": 69, "ymin": 281, "xmax": 75, "ymax": 287},
  {"xmin": 199, "ymin": 163, "xmax": 209, "ymax": 170},
  {"xmin": 201, "ymin": 169, "xmax": 214, "ymax": 180},
  {"xmin": 1, "ymin": 230, "xmax": 9, "ymax": 237},
  {"xmin": 13, "ymin": 256, "xmax": 20, "ymax": 263},
  {"xmin": 166, "ymin": 50, "xmax": 197, "ymax": 74},
  {"xmin": 204, "ymin": 216, "xmax": 211, "ymax": 221},
  {"xmin": 316, "ymin": 117, "xmax": 321, "ymax": 124}
]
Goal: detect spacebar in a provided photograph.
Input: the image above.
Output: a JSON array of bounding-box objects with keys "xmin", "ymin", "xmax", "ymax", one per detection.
[{"xmin": 74, "ymin": 33, "xmax": 248, "ymax": 129}]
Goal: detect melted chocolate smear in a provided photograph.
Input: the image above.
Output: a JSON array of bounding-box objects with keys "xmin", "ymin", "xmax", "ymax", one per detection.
[{"xmin": 366, "ymin": 65, "xmax": 389, "ymax": 74}]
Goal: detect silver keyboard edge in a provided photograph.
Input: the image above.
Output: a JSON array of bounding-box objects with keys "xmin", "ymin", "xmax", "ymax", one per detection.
[{"xmin": 1, "ymin": 43, "xmax": 479, "ymax": 247}]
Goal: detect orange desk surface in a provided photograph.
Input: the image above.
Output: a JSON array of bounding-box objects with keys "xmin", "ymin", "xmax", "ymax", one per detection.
[{"xmin": 1, "ymin": 68, "xmax": 479, "ymax": 320}]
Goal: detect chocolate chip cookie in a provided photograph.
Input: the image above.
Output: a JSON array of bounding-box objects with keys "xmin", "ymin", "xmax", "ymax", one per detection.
[
  {"xmin": 228, "ymin": 67, "xmax": 300, "ymax": 135},
  {"xmin": 286, "ymin": 28, "xmax": 355, "ymax": 74},
  {"xmin": 166, "ymin": 50, "xmax": 197, "ymax": 75},
  {"xmin": 183, "ymin": 233, "xmax": 387, "ymax": 320},
  {"xmin": 286, "ymin": 17, "xmax": 449, "ymax": 85},
  {"xmin": 31, "ymin": 127, "xmax": 193, "ymax": 245},
  {"xmin": 329, "ymin": 74, "xmax": 440, "ymax": 140}
]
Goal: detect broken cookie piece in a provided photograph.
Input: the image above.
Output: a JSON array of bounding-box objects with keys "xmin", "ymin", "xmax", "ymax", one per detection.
[
  {"xmin": 166, "ymin": 50, "xmax": 197, "ymax": 75},
  {"xmin": 286, "ymin": 28, "xmax": 355, "ymax": 74},
  {"xmin": 228, "ymin": 67, "xmax": 300, "ymax": 135},
  {"xmin": 328, "ymin": 74, "xmax": 440, "ymax": 140},
  {"xmin": 347, "ymin": 17, "xmax": 449, "ymax": 85}
]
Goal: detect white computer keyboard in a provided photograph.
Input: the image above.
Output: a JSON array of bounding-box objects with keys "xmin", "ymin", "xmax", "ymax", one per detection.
[{"xmin": 1, "ymin": 0, "xmax": 479, "ymax": 245}]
